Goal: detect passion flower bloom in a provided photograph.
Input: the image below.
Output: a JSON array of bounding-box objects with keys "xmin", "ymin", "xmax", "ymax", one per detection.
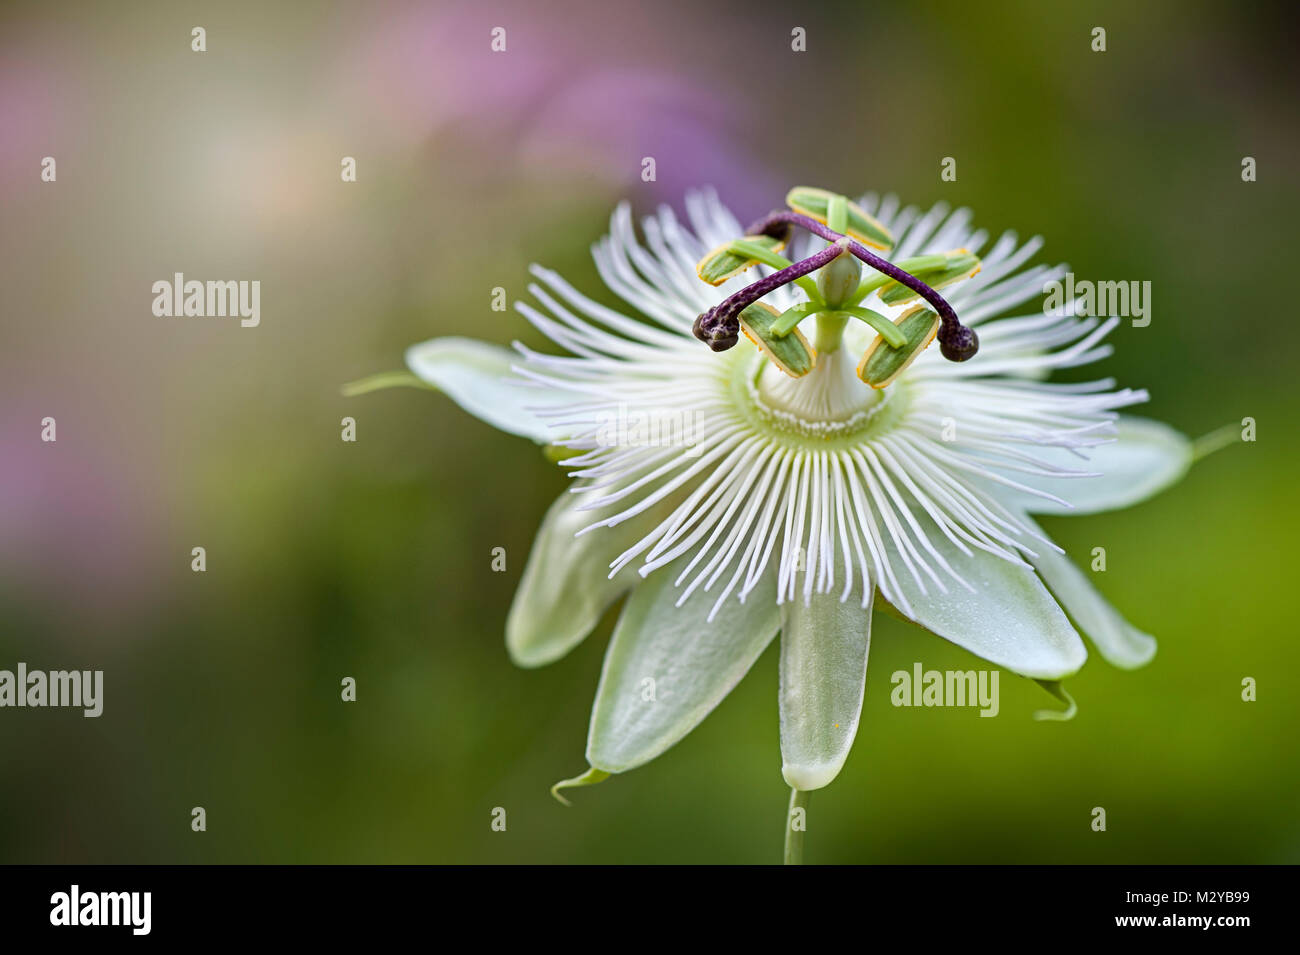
[{"xmin": 354, "ymin": 187, "xmax": 1204, "ymax": 858}]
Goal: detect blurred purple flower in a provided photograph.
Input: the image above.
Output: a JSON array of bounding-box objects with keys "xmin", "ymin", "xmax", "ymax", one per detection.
[
  {"xmin": 338, "ymin": 4, "xmax": 779, "ymax": 212},
  {"xmin": 0, "ymin": 399, "xmax": 164, "ymax": 626}
]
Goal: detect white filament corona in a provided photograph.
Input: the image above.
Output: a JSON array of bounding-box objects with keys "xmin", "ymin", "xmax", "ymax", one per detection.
[{"xmin": 510, "ymin": 191, "xmax": 1147, "ymax": 621}]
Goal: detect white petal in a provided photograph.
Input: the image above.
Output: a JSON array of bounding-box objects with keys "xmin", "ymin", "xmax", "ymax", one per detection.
[
  {"xmin": 1019, "ymin": 516, "xmax": 1156, "ymax": 669},
  {"xmin": 405, "ymin": 337, "xmax": 567, "ymax": 442},
  {"xmin": 882, "ymin": 526, "xmax": 1087, "ymax": 679},
  {"xmin": 996, "ymin": 416, "xmax": 1191, "ymax": 515},
  {"xmin": 507, "ymin": 492, "xmax": 649, "ymax": 668},
  {"xmin": 779, "ymin": 582, "xmax": 873, "ymax": 791},
  {"xmin": 586, "ymin": 557, "xmax": 779, "ymax": 773}
]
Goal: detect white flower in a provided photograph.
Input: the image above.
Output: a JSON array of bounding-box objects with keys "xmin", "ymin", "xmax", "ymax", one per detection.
[{"xmin": 398, "ymin": 189, "xmax": 1193, "ymax": 796}]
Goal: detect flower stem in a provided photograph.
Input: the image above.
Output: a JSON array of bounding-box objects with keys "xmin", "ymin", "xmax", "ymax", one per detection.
[{"xmin": 784, "ymin": 787, "xmax": 809, "ymax": 865}]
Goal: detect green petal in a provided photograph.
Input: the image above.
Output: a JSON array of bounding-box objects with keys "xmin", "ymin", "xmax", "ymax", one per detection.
[
  {"xmin": 997, "ymin": 416, "xmax": 1192, "ymax": 515},
  {"xmin": 507, "ymin": 488, "xmax": 685, "ymax": 668},
  {"xmin": 779, "ymin": 583, "xmax": 873, "ymax": 791},
  {"xmin": 880, "ymin": 528, "xmax": 1087, "ymax": 679},
  {"xmin": 1019, "ymin": 516, "xmax": 1156, "ymax": 669},
  {"xmin": 586, "ymin": 558, "xmax": 780, "ymax": 773},
  {"xmin": 404, "ymin": 337, "xmax": 561, "ymax": 443}
]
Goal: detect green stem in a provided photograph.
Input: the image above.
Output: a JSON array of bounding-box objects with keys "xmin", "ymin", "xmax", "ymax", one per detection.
[{"xmin": 784, "ymin": 788, "xmax": 809, "ymax": 865}]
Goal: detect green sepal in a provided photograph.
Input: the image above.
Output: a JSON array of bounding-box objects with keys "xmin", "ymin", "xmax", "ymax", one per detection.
[
  {"xmin": 785, "ymin": 186, "xmax": 894, "ymax": 250},
  {"xmin": 696, "ymin": 234, "xmax": 787, "ymax": 286},
  {"xmin": 877, "ymin": 252, "xmax": 981, "ymax": 306},
  {"xmin": 739, "ymin": 302, "xmax": 817, "ymax": 378},
  {"xmin": 856, "ymin": 306, "xmax": 940, "ymax": 389},
  {"xmin": 550, "ymin": 766, "xmax": 611, "ymax": 806}
]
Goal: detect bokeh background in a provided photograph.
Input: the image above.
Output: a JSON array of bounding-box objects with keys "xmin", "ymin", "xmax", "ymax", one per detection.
[{"xmin": 1, "ymin": 0, "xmax": 1296, "ymax": 864}]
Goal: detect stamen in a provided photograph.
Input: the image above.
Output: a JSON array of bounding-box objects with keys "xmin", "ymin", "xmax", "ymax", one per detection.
[
  {"xmin": 692, "ymin": 240, "xmax": 848, "ymax": 352},
  {"xmin": 832, "ymin": 306, "xmax": 908, "ymax": 349},
  {"xmin": 746, "ymin": 210, "xmax": 979, "ymax": 362},
  {"xmin": 770, "ymin": 300, "xmax": 823, "ymax": 337}
]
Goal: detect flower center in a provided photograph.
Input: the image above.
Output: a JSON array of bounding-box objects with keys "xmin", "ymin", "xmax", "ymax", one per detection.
[
  {"xmin": 690, "ymin": 187, "xmax": 981, "ymax": 371},
  {"xmin": 730, "ymin": 346, "xmax": 909, "ymax": 446}
]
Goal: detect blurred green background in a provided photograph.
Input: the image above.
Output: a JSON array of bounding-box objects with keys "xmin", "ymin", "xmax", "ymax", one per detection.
[{"xmin": 1, "ymin": 0, "xmax": 1296, "ymax": 863}]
